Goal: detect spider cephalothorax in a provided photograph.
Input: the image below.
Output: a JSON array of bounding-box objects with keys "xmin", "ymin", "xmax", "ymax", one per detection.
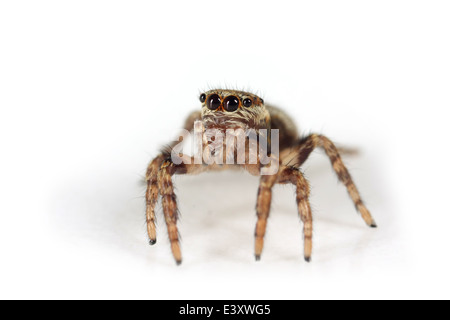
[
  {"xmin": 145, "ymin": 89, "xmax": 376, "ymax": 265},
  {"xmin": 200, "ymin": 89, "xmax": 269, "ymax": 132}
]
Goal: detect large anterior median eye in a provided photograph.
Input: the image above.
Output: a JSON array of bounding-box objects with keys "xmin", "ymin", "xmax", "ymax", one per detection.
[
  {"xmin": 223, "ymin": 95, "xmax": 240, "ymax": 112},
  {"xmin": 207, "ymin": 94, "xmax": 221, "ymax": 110}
]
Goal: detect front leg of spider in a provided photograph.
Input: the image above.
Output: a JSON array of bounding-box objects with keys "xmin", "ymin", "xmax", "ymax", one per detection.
[
  {"xmin": 254, "ymin": 173, "xmax": 278, "ymax": 261},
  {"xmin": 145, "ymin": 154, "xmax": 165, "ymax": 245},
  {"xmin": 277, "ymin": 166, "xmax": 313, "ymax": 262},
  {"xmin": 145, "ymin": 111, "xmax": 201, "ymax": 248},
  {"xmin": 154, "ymin": 155, "xmax": 207, "ymax": 265},
  {"xmin": 158, "ymin": 159, "xmax": 183, "ymax": 265}
]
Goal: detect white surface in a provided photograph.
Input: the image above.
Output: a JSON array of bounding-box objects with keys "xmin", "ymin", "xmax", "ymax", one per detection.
[{"xmin": 1, "ymin": 1, "xmax": 449, "ymax": 299}]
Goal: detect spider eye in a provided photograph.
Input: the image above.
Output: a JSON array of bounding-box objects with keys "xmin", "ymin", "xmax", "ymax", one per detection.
[
  {"xmin": 207, "ymin": 94, "xmax": 221, "ymax": 110},
  {"xmin": 199, "ymin": 93, "xmax": 206, "ymax": 103},
  {"xmin": 243, "ymin": 98, "xmax": 252, "ymax": 107},
  {"xmin": 223, "ymin": 96, "xmax": 240, "ymax": 112}
]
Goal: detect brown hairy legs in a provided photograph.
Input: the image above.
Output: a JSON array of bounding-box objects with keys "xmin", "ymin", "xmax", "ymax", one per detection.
[
  {"xmin": 254, "ymin": 166, "xmax": 313, "ymax": 262},
  {"xmin": 296, "ymin": 134, "xmax": 376, "ymax": 228}
]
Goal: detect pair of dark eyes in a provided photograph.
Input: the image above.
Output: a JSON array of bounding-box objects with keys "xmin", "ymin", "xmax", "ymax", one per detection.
[{"xmin": 199, "ymin": 93, "xmax": 253, "ymax": 112}]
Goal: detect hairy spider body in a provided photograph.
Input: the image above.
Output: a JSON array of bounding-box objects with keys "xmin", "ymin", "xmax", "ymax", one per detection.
[{"xmin": 145, "ymin": 89, "xmax": 376, "ymax": 265}]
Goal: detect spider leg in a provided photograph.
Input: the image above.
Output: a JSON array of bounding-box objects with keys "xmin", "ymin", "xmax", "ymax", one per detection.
[
  {"xmin": 145, "ymin": 110, "xmax": 201, "ymax": 246},
  {"xmin": 158, "ymin": 157, "xmax": 214, "ymax": 265},
  {"xmin": 296, "ymin": 134, "xmax": 376, "ymax": 227},
  {"xmin": 254, "ymin": 173, "xmax": 278, "ymax": 261},
  {"xmin": 158, "ymin": 160, "xmax": 184, "ymax": 265},
  {"xmin": 145, "ymin": 154, "xmax": 165, "ymax": 245},
  {"xmin": 278, "ymin": 166, "xmax": 313, "ymax": 262}
]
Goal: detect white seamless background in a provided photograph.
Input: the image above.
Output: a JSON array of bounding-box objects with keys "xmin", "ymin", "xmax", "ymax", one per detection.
[{"xmin": 0, "ymin": 1, "xmax": 449, "ymax": 299}]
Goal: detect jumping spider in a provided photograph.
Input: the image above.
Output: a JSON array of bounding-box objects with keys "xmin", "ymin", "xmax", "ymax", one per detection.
[{"xmin": 145, "ymin": 89, "xmax": 376, "ymax": 265}]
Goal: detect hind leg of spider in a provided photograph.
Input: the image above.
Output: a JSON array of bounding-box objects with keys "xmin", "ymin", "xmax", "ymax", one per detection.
[
  {"xmin": 278, "ymin": 166, "xmax": 313, "ymax": 262},
  {"xmin": 296, "ymin": 134, "xmax": 376, "ymax": 227},
  {"xmin": 254, "ymin": 173, "xmax": 279, "ymax": 261}
]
